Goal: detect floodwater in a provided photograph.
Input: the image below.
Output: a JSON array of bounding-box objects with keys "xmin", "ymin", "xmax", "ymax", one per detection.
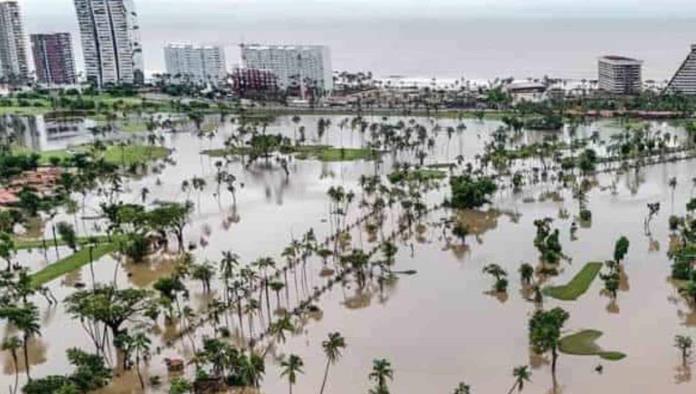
[{"xmin": 2, "ymin": 114, "xmax": 696, "ymax": 393}]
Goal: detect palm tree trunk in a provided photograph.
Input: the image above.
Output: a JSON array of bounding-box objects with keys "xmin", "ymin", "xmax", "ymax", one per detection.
[
  {"xmin": 319, "ymin": 359, "xmax": 331, "ymax": 394},
  {"xmin": 11, "ymin": 350, "xmax": 18, "ymax": 394},
  {"xmin": 22, "ymin": 338, "xmax": 31, "ymax": 381},
  {"xmin": 507, "ymin": 381, "xmax": 518, "ymax": 394},
  {"xmin": 136, "ymin": 357, "xmax": 145, "ymax": 389},
  {"xmin": 551, "ymin": 347, "xmax": 558, "ymax": 386}
]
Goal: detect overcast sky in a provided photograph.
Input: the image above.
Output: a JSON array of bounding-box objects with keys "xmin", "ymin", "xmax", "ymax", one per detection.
[
  {"xmin": 12, "ymin": 0, "xmax": 696, "ymax": 78},
  {"xmin": 16, "ymin": 0, "xmax": 696, "ymax": 20}
]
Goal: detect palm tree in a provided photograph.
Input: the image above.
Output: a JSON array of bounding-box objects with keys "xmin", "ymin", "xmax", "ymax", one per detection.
[
  {"xmin": 269, "ymin": 314, "xmax": 294, "ymax": 344},
  {"xmin": 508, "ymin": 365, "xmax": 532, "ymax": 393},
  {"xmin": 320, "ymin": 332, "xmax": 347, "ymax": 394},
  {"xmin": 280, "ymin": 354, "xmax": 304, "ymax": 394},
  {"xmin": 369, "ymin": 358, "xmax": 394, "ymax": 394},
  {"xmin": 131, "ymin": 331, "xmax": 151, "ymax": 389},
  {"xmin": 452, "ymin": 382, "xmax": 471, "ymax": 394},
  {"xmin": 675, "ymin": 335, "xmax": 693, "ymax": 365},
  {"xmin": 12, "ymin": 303, "xmax": 40, "ymax": 381},
  {"xmin": 518, "ymin": 263, "xmax": 534, "ymax": 285},
  {"xmin": 2, "ymin": 336, "xmax": 21, "ymax": 394}
]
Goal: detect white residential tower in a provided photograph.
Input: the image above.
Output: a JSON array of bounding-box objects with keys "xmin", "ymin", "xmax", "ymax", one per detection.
[
  {"xmin": 73, "ymin": 0, "xmax": 144, "ymax": 87},
  {"xmin": 0, "ymin": 1, "xmax": 29, "ymax": 83},
  {"xmin": 164, "ymin": 43, "xmax": 226, "ymax": 84},
  {"xmin": 241, "ymin": 44, "xmax": 333, "ymax": 96}
]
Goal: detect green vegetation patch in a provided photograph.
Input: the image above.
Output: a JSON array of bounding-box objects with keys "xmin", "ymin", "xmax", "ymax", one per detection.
[
  {"xmin": 559, "ymin": 329, "xmax": 626, "ymax": 361},
  {"xmin": 37, "ymin": 144, "xmax": 169, "ymax": 166},
  {"xmin": 203, "ymin": 145, "xmax": 379, "ymax": 162},
  {"xmin": 388, "ymin": 169, "xmax": 446, "ymax": 184},
  {"xmin": 31, "ymin": 242, "xmax": 119, "ymax": 287},
  {"xmin": 297, "ymin": 146, "xmax": 378, "ymax": 162},
  {"xmin": 543, "ymin": 262, "xmax": 603, "ymax": 301},
  {"xmin": 15, "ymin": 235, "xmax": 111, "ymax": 251}
]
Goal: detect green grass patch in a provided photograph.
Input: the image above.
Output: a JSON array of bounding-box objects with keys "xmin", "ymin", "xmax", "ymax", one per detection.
[
  {"xmin": 114, "ymin": 119, "xmax": 149, "ymax": 133},
  {"xmin": 0, "ymin": 106, "xmax": 51, "ymax": 115},
  {"xmin": 543, "ymin": 262, "xmax": 603, "ymax": 301},
  {"xmin": 30, "ymin": 242, "xmax": 120, "ymax": 287},
  {"xmin": 35, "ymin": 144, "xmax": 169, "ymax": 166},
  {"xmin": 15, "ymin": 235, "xmax": 110, "ymax": 251},
  {"xmin": 293, "ymin": 145, "xmax": 378, "ymax": 161},
  {"xmin": 388, "ymin": 169, "xmax": 446, "ymax": 184},
  {"xmin": 203, "ymin": 145, "xmax": 379, "ymax": 162},
  {"xmin": 559, "ymin": 329, "xmax": 626, "ymax": 361}
]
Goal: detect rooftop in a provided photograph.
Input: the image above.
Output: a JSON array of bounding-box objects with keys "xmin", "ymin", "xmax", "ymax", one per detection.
[
  {"xmin": 243, "ymin": 44, "xmax": 327, "ymax": 51},
  {"xmin": 599, "ymin": 55, "xmax": 643, "ymax": 65}
]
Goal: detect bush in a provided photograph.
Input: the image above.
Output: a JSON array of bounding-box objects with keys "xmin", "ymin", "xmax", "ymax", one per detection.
[{"xmin": 448, "ymin": 175, "xmax": 497, "ymax": 209}]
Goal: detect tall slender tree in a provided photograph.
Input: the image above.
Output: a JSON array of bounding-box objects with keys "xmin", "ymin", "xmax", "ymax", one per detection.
[{"xmin": 319, "ymin": 332, "xmax": 347, "ymax": 394}]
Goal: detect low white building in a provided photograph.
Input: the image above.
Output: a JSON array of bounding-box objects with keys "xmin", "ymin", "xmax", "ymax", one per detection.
[
  {"xmin": 241, "ymin": 44, "xmax": 333, "ymax": 95},
  {"xmin": 504, "ymin": 81, "xmax": 548, "ymax": 104},
  {"xmin": 164, "ymin": 43, "xmax": 227, "ymax": 84}
]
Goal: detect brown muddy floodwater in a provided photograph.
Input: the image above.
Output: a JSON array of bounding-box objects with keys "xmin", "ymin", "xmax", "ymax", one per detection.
[{"xmin": 2, "ymin": 115, "xmax": 696, "ymax": 393}]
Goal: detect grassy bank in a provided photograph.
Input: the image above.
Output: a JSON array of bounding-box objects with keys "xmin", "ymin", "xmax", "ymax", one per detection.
[
  {"xmin": 30, "ymin": 241, "xmax": 120, "ymax": 287},
  {"xmin": 15, "ymin": 235, "xmax": 111, "ymax": 251},
  {"xmin": 559, "ymin": 329, "xmax": 626, "ymax": 361},
  {"xmin": 543, "ymin": 262, "xmax": 603, "ymax": 301}
]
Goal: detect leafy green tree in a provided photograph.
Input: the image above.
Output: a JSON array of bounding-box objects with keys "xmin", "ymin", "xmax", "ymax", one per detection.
[
  {"xmin": 22, "ymin": 348, "xmax": 111, "ymax": 394},
  {"xmin": 452, "ymin": 222, "xmax": 469, "ymax": 245},
  {"xmin": 483, "ymin": 264, "xmax": 508, "ymax": 292},
  {"xmin": 519, "ymin": 263, "xmax": 534, "ymax": 286},
  {"xmin": 147, "ymin": 201, "xmax": 194, "ymax": 252},
  {"xmin": 64, "ymin": 348, "xmax": 111, "ymax": 392},
  {"xmin": 449, "ymin": 175, "xmax": 497, "ymax": 209},
  {"xmin": 22, "ymin": 375, "xmax": 76, "ymax": 394},
  {"xmin": 528, "ymin": 307, "xmax": 569, "ymax": 383},
  {"xmin": 0, "ymin": 231, "xmax": 15, "ymax": 271},
  {"xmin": 320, "ymin": 332, "xmax": 346, "ymax": 394},
  {"xmin": 577, "ymin": 149, "xmax": 598, "ymax": 174},
  {"xmin": 17, "ymin": 188, "xmax": 42, "ymax": 217},
  {"xmin": 56, "ymin": 222, "xmax": 78, "ymax": 253},
  {"xmin": 614, "ymin": 236, "xmax": 630, "ymax": 264},
  {"xmin": 168, "ymin": 377, "xmax": 192, "ymax": 394},
  {"xmin": 65, "ymin": 286, "xmax": 154, "ymax": 344}
]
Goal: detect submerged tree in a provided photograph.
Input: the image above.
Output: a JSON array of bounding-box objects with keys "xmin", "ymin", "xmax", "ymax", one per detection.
[
  {"xmin": 483, "ymin": 264, "xmax": 508, "ymax": 292},
  {"xmin": 280, "ymin": 354, "xmax": 304, "ymax": 394},
  {"xmin": 528, "ymin": 307, "xmax": 569, "ymax": 384},
  {"xmin": 448, "ymin": 175, "xmax": 497, "ymax": 209},
  {"xmin": 508, "ymin": 365, "xmax": 532, "ymax": 393},
  {"xmin": 320, "ymin": 332, "xmax": 347, "ymax": 394},
  {"xmin": 369, "ymin": 358, "xmax": 394, "ymax": 394},
  {"xmin": 65, "ymin": 286, "xmax": 155, "ymax": 346},
  {"xmin": 675, "ymin": 335, "xmax": 693, "ymax": 366},
  {"xmin": 613, "ymin": 236, "xmax": 630, "ymax": 264},
  {"xmin": 453, "ymin": 382, "xmax": 472, "ymax": 394}
]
